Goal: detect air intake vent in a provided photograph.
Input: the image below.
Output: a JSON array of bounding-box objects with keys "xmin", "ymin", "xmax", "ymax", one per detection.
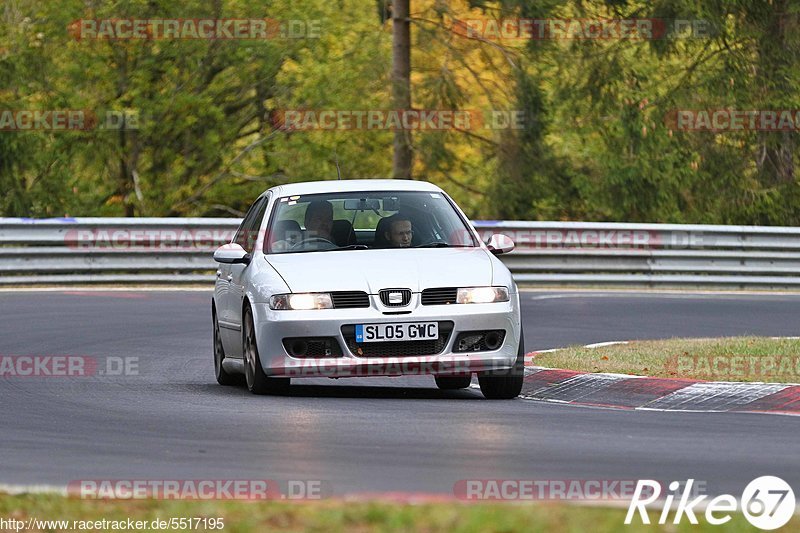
[
  {"xmin": 331, "ymin": 291, "xmax": 370, "ymax": 309},
  {"xmin": 453, "ymin": 330, "xmax": 506, "ymax": 352},
  {"xmin": 421, "ymin": 287, "xmax": 457, "ymax": 305},
  {"xmin": 282, "ymin": 337, "xmax": 343, "ymax": 357}
]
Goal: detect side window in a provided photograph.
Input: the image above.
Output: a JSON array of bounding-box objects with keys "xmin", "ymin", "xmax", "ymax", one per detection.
[
  {"xmin": 233, "ymin": 200, "xmax": 259, "ymax": 248},
  {"xmin": 234, "ymin": 197, "xmax": 268, "ymax": 252}
]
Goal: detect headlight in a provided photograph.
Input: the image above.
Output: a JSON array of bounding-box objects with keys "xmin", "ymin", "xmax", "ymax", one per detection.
[
  {"xmin": 456, "ymin": 286, "xmax": 509, "ymax": 304},
  {"xmin": 269, "ymin": 293, "xmax": 333, "ymax": 310}
]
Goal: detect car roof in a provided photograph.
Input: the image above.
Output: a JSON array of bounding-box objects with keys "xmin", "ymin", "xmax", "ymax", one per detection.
[{"xmin": 265, "ymin": 179, "xmax": 444, "ymax": 198}]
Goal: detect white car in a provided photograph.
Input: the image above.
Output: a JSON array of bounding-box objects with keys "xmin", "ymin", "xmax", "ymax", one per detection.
[{"xmin": 212, "ymin": 179, "xmax": 523, "ymax": 399}]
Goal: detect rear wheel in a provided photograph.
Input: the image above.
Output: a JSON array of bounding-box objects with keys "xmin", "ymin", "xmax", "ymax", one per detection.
[
  {"xmin": 435, "ymin": 375, "xmax": 472, "ymax": 390},
  {"xmin": 213, "ymin": 309, "xmax": 240, "ymax": 386},
  {"xmin": 243, "ymin": 305, "xmax": 290, "ymax": 395},
  {"xmin": 478, "ymin": 326, "xmax": 524, "ymax": 400}
]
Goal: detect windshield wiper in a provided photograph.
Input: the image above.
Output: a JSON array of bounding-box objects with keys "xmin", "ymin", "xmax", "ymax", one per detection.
[
  {"xmin": 336, "ymin": 244, "xmax": 369, "ymax": 250},
  {"xmin": 415, "ymin": 242, "xmax": 472, "ymax": 248}
]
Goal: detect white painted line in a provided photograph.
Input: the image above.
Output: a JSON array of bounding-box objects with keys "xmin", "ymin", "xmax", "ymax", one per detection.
[
  {"xmin": 583, "ymin": 341, "xmax": 629, "ymax": 349},
  {"xmin": 523, "ymin": 367, "xmax": 549, "ymax": 375},
  {"xmin": 521, "ymin": 288, "xmax": 800, "ymax": 296},
  {"xmin": 636, "ymin": 406, "xmax": 800, "ymax": 417},
  {"xmin": 525, "ymin": 365, "xmax": 647, "ymax": 380},
  {"xmin": 0, "ymin": 484, "xmax": 66, "ymax": 495},
  {"xmin": 516, "ymin": 395, "xmax": 800, "ymax": 417},
  {"xmin": 0, "ymin": 287, "xmax": 211, "ymax": 293}
]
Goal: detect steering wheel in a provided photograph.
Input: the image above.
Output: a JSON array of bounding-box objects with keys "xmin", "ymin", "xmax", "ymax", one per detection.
[
  {"xmin": 291, "ymin": 237, "xmax": 337, "ymax": 250},
  {"xmin": 415, "ymin": 240, "xmax": 448, "ymax": 247}
]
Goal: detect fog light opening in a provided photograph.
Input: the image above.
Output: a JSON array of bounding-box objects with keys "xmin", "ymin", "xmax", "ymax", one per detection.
[
  {"xmin": 484, "ymin": 331, "xmax": 502, "ymax": 351},
  {"xmin": 290, "ymin": 340, "xmax": 308, "ymax": 357},
  {"xmin": 457, "ymin": 334, "xmax": 483, "ymax": 352}
]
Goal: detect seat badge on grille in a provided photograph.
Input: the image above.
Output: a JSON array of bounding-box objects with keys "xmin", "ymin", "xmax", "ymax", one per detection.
[{"xmin": 380, "ymin": 288, "xmax": 411, "ymax": 307}]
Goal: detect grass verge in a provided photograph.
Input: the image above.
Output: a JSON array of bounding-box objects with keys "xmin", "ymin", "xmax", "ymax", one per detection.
[
  {"xmin": 532, "ymin": 336, "xmax": 800, "ymax": 382},
  {"xmin": 0, "ymin": 493, "xmax": 792, "ymax": 532}
]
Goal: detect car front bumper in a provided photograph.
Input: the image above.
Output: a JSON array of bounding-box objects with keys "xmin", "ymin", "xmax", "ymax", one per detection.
[{"xmin": 251, "ymin": 297, "xmax": 520, "ymax": 378}]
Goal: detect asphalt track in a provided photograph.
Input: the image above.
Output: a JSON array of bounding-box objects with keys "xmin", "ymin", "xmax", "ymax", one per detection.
[{"xmin": 0, "ymin": 289, "xmax": 799, "ymax": 498}]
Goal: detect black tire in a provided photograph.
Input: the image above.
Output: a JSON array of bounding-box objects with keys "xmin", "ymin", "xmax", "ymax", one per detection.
[
  {"xmin": 435, "ymin": 375, "xmax": 473, "ymax": 390},
  {"xmin": 478, "ymin": 326, "xmax": 524, "ymax": 400},
  {"xmin": 243, "ymin": 305, "xmax": 290, "ymax": 395},
  {"xmin": 213, "ymin": 308, "xmax": 241, "ymax": 386}
]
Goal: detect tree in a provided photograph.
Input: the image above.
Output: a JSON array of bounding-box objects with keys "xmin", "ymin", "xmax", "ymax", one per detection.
[{"xmin": 391, "ymin": 0, "xmax": 413, "ymax": 179}]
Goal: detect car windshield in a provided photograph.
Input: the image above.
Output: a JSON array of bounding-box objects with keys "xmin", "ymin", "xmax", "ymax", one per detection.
[{"xmin": 265, "ymin": 190, "xmax": 478, "ymax": 254}]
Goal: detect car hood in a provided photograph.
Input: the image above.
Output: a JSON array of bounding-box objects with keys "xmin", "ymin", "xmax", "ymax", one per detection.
[{"xmin": 265, "ymin": 248, "xmax": 493, "ymax": 293}]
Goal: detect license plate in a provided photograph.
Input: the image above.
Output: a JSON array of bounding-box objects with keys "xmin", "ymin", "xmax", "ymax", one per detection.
[{"xmin": 355, "ymin": 322, "xmax": 439, "ymax": 343}]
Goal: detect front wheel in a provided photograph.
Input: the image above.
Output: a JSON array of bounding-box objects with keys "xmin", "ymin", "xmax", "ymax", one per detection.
[
  {"xmin": 478, "ymin": 326, "xmax": 524, "ymax": 400},
  {"xmin": 243, "ymin": 306, "xmax": 290, "ymax": 395},
  {"xmin": 213, "ymin": 309, "xmax": 241, "ymax": 386}
]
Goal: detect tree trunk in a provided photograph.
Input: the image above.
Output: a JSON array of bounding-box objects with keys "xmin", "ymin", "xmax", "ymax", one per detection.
[
  {"xmin": 391, "ymin": 0, "xmax": 413, "ymax": 179},
  {"xmin": 756, "ymin": 0, "xmax": 795, "ymax": 185}
]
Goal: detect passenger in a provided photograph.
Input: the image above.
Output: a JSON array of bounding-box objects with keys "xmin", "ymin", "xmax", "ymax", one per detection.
[{"xmin": 304, "ymin": 200, "xmax": 334, "ymax": 241}]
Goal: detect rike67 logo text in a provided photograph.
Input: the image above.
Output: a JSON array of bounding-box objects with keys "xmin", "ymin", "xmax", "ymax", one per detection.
[{"xmin": 625, "ymin": 477, "xmax": 795, "ymax": 530}]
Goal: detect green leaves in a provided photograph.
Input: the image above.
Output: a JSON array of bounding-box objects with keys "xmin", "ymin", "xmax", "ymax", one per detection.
[{"xmin": 1, "ymin": 0, "xmax": 799, "ymax": 224}]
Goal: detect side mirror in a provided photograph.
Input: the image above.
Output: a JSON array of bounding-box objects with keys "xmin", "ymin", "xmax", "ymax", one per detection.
[
  {"xmin": 213, "ymin": 243, "xmax": 251, "ymax": 264},
  {"xmin": 486, "ymin": 234, "xmax": 515, "ymax": 255}
]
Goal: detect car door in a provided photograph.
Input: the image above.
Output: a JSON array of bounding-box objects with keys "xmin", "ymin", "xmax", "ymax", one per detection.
[
  {"xmin": 217, "ymin": 196, "xmax": 267, "ymax": 356},
  {"xmin": 214, "ymin": 259, "xmax": 232, "ymax": 339},
  {"xmin": 225, "ymin": 195, "xmax": 269, "ymax": 356}
]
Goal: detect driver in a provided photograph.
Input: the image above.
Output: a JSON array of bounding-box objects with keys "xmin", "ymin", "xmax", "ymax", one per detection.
[
  {"xmin": 304, "ymin": 199, "xmax": 334, "ymax": 241},
  {"xmin": 384, "ymin": 214, "xmax": 413, "ymax": 248}
]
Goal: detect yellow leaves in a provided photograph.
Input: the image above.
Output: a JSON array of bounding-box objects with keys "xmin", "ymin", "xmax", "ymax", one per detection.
[{"xmin": 281, "ymin": 59, "xmax": 301, "ymax": 75}]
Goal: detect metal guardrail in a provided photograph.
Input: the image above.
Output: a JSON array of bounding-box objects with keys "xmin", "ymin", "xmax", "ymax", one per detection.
[{"xmin": 1, "ymin": 217, "xmax": 800, "ymax": 288}]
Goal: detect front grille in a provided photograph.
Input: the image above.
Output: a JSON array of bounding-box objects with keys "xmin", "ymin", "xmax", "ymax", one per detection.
[
  {"xmin": 421, "ymin": 287, "xmax": 457, "ymax": 305},
  {"xmin": 282, "ymin": 337, "xmax": 343, "ymax": 357},
  {"xmin": 453, "ymin": 330, "xmax": 506, "ymax": 352},
  {"xmin": 341, "ymin": 321, "xmax": 454, "ymax": 357},
  {"xmin": 331, "ymin": 291, "xmax": 370, "ymax": 309},
  {"xmin": 379, "ymin": 288, "xmax": 411, "ymax": 307}
]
